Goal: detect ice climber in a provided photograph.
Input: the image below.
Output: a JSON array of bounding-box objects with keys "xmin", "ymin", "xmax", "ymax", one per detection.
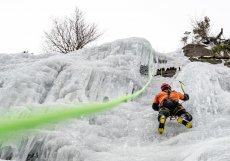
[{"xmin": 152, "ymin": 83, "xmax": 193, "ymax": 134}]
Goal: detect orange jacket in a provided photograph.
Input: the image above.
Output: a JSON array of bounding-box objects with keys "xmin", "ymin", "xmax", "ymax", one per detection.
[{"xmin": 153, "ymin": 90, "xmax": 185, "ymax": 105}]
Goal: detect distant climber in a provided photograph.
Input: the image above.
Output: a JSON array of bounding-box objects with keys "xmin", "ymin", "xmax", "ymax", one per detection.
[{"xmin": 152, "ymin": 83, "xmax": 192, "ymax": 134}]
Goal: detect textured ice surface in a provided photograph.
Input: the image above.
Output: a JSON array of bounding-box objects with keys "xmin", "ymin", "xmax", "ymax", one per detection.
[
  {"xmin": 0, "ymin": 38, "xmax": 230, "ymax": 161},
  {"xmin": 0, "ymin": 38, "xmax": 154, "ymax": 108}
]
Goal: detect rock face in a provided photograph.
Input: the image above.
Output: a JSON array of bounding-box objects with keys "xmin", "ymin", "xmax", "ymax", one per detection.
[
  {"xmin": 155, "ymin": 67, "xmax": 178, "ymax": 77},
  {"xmin": 183, "ymin": 44, "xmax": 230, "ymax": 67},
  {"xmin": 189, "ymin": 56, "xmax": 222, "ymax": 64},
  {"xmin": 183, "ymin": 44, "xmax": 210, "ymax": 57}
]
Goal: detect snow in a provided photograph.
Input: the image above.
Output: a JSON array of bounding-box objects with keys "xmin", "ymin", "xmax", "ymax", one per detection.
[{"xmin": 0, "ymin": 37, "xmax": 230, "ymax": 161}]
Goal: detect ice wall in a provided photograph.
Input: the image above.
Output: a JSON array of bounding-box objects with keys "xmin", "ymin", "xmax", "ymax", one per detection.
[
  {"xmin": 0, "ymin": 38, "xmax": 155, "ymax": 108},
  {"xmin": 0, "ymin": 38, "xmax": 156, "ymax": 161},
  {"xmin": 173, "ymin": 62, "xmax": 230, "ymax": 125},
  {"xmin": 1, "ymin": 38, "xmax": 230, "ymax": 161}
]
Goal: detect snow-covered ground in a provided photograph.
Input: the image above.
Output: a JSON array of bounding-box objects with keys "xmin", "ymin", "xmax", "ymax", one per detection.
[{"xmin": 0, "ymin": 38, "xmax": 230, "ymax": 161}]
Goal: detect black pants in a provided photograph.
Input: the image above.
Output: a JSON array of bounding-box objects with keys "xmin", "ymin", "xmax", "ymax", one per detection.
[{"xmin": 158, "ymin": 101, "xmax": 192, "ymax": 122}]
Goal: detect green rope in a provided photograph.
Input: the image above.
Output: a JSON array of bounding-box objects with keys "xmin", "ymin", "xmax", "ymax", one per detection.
[{"xmin": 0, "ymin": 72, "xmax": 153, "ymax": 140}]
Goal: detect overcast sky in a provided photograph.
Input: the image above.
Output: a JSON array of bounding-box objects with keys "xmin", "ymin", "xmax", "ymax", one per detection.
[{"xmin": 0, "ymin": 0, "xmax": 229, "ymax": 54}]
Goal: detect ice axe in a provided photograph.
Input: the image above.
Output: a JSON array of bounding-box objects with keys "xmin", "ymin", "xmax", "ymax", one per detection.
[
  {"xmin": 179, "ymin": 81, "xmax": 187, "ymax": 105},
  {"xmin": 179, "ymin": 81, "xmax": 186, "ymax": 94}
]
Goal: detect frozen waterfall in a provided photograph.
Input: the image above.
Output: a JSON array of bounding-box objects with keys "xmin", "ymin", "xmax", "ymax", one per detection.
[{"xmin": 0, "ymin": 38, "xmax": 230, "ymax": 161}]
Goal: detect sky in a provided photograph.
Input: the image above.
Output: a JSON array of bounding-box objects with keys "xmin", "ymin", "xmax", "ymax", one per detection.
[{"xmin": 0, "ymin": 0, "xmax": 229, "ymax": 54}]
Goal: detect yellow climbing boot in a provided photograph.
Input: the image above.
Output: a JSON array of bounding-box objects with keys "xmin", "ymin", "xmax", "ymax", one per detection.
[
  {"xmin": 177, "ymin": 117, "xmax": 192, "ymax": 128},
  {"xmin": 158, "ymin": 115, "xmax": 166, "ymax": 134}
]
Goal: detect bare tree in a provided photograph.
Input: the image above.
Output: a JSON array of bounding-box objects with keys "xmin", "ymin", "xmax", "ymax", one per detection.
[
  {"xmin": 192, "ymin": 16, "xmax": 210, "ymax": 44},
  {"xmin": 44, "ymin": 8, "xmax": 102, "ymax": 54},
  {"xmin": 182, "ymin": 16, "xmax": 226, "ymax": 46},
  {"xmin": 182, "ymin": 16, "xmax": 230, "ymax": 56}
]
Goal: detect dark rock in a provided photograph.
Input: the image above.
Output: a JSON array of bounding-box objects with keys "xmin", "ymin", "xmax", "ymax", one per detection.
[
  {"xmin": 183, "ymin": 43, "xmax": 230, "ymax": 67},
  {"xmin": 183, "ymin": 44, "xmax": 210, "ymax": 57},
  {"xmin": 189, "ymin": 57, "xmax": 222, "ymax": 64},
  {"xmin": 140, "ymin": 65, "xmax": 148, "ymax": 75},
  {"xmin": 155, "ymin": 67, "xmax": 177, "ymax": 77},
  {"xmin": 224, "ymin": 60, "xmax": 230, "ymax": 67}
]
